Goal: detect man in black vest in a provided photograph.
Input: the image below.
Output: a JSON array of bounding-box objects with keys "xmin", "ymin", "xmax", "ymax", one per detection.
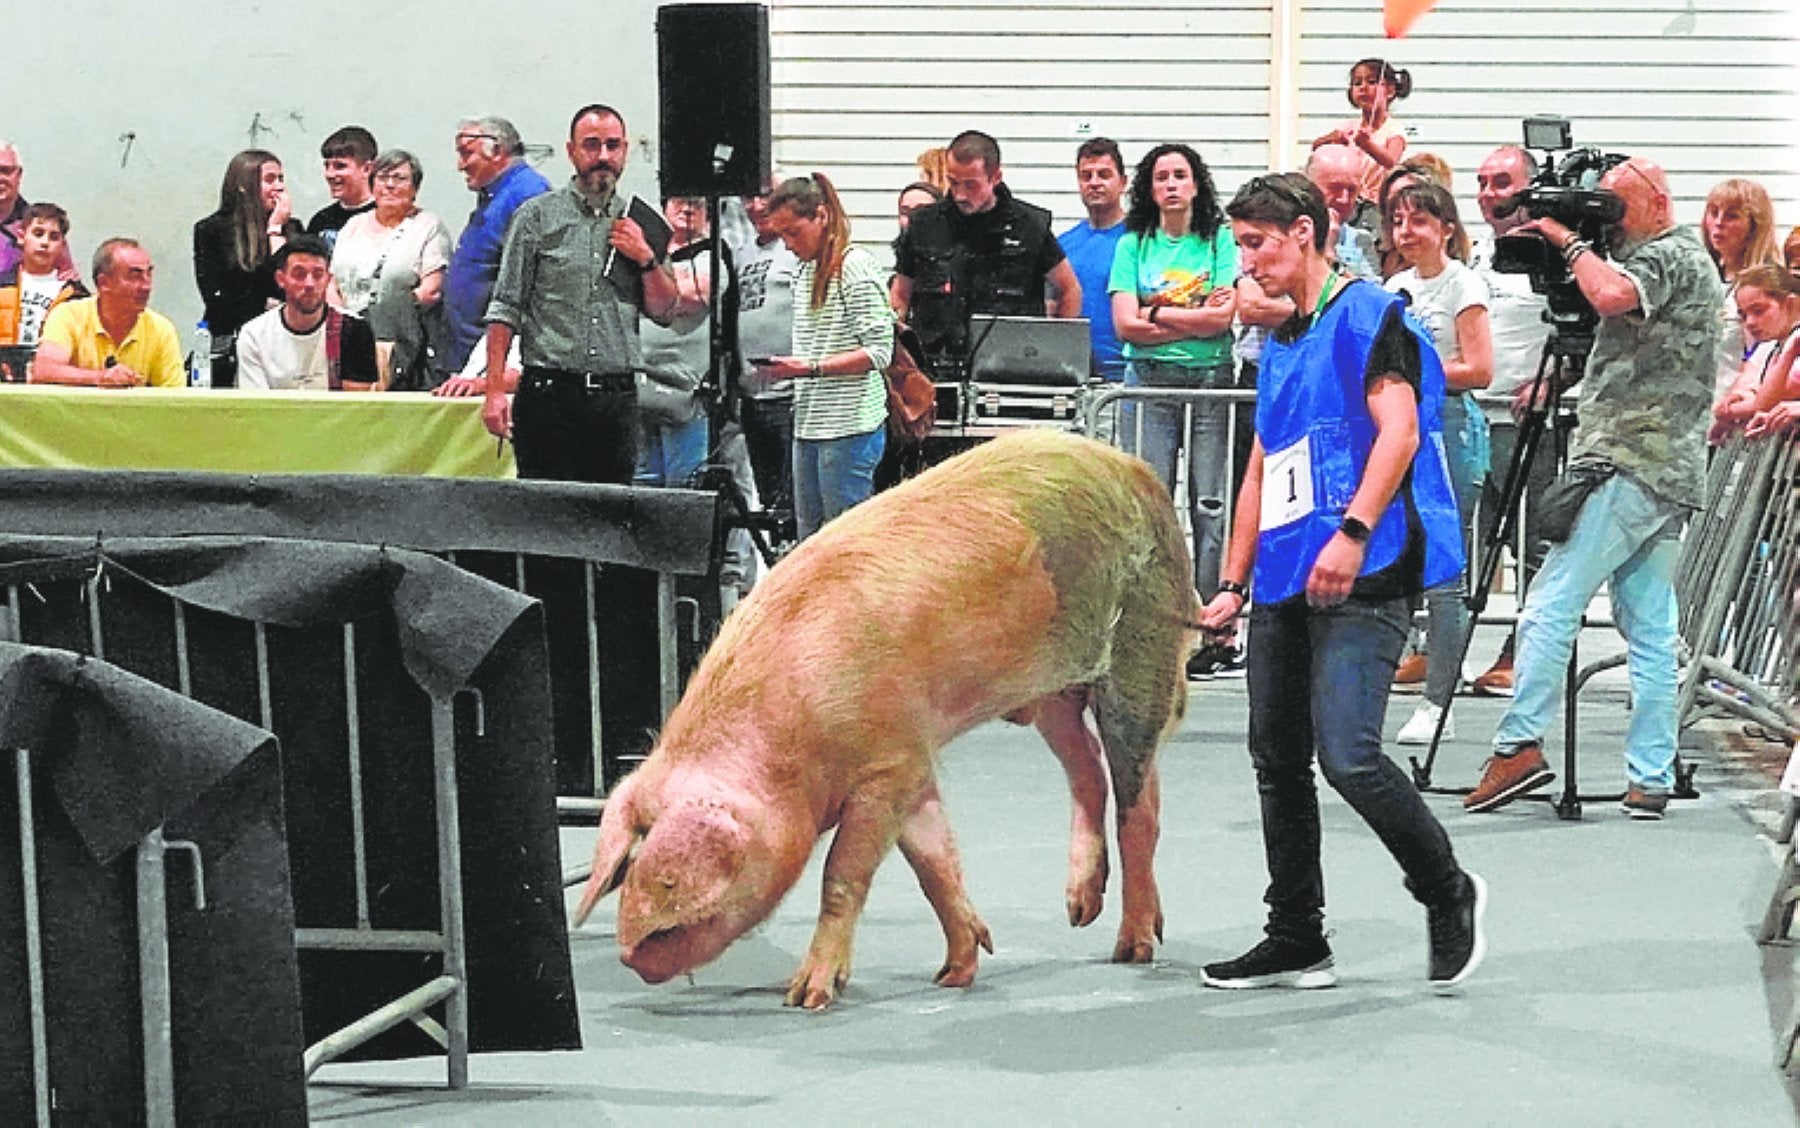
[{"xmin": 891, "ymin": 131, "xmax": 1081, "ymax": 382}]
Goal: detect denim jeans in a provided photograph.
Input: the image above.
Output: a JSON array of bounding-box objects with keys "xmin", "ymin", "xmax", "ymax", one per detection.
[
  {"xmin": 1120, "ymin": 358, "xmax": 1234, "ymax": 595},
  {"xmin": 1246, "ymin": 596, "xmax": 1465, "ymax": 943},
  {"xmin": 1493, "ymin": 473, "xmax": 1684, "ymax": 791},
  {"xmin": 793, "ymin": 426, "xmax": 885, "ymax": 540},
  {"xmin": 635, "ymin": 412, "xmax": 710, "ymax": 488},
  {"xmin": 1421, "ymin": 393, "xmax": 1489, "ymax": 707}
]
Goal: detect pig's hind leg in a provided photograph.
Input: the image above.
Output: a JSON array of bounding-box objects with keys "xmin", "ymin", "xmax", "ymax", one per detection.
[
  {"xmin": 1030, "ymin": 690, "xmax": 1112, "ymax": 928},
  {"xmin": 1091, "ymin": 596, "xmax": 1189, "ymax": 963},
  {"xmin": 897, "ymin": 777, "xmax": 993, "ymax": 988}
]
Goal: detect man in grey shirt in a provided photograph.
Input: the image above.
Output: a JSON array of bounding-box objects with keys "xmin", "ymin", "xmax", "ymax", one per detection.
[
  {"xmin": 1465, "ymin": 157, "xmax": 1722, "ymax": 820},
  {"xmin": 481, "ymin": 103, "xmax": 678, "ymax": 484}
]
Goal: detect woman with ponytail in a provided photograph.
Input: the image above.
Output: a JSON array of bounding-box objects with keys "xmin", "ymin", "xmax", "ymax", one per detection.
[{"xmin": 753, "ymin": 173, "xmax": 897, "ymax": 539}]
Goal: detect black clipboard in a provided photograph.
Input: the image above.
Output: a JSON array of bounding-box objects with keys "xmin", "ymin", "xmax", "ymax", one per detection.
[{"xmin": 605, "ymin": 196, "xmax": 674, "ymax": 290}]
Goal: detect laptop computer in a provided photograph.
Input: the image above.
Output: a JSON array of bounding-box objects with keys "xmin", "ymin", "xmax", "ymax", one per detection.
[{"xmin": 967, "ymin": 316, "xmax": 1090, "ymax": 387}]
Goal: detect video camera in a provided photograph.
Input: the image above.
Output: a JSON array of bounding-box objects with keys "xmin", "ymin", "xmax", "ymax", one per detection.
[{"xmin": 1489, "ymin": 117, "xmax": 1630, "ymax": 354}]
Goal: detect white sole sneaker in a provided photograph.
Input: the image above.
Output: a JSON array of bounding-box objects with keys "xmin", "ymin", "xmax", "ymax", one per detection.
[
  {"xmin": 1432, "ymin": 873, "xmax": 1488, "ymax": 994},
  {"xmin": 1397, "ymin": 704, "xmax": 1453, "ymax": 745},
  {"xmin": 1202, "ymin": 959, "xmax": 1338, "ymax": 990}
]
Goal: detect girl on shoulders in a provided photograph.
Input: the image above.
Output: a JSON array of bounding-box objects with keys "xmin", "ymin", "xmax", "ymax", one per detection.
[{"xmin": 1315, "ymin": 59, "xmax": 1413, "ymax": 205}]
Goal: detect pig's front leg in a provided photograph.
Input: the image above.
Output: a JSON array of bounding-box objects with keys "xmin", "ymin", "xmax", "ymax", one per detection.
[
  {"xmin": 897, "ymin": 778, "xmax": 993, "ymax": 988},
  {"xmin": 1034, "ymin": 691, "xmax": 1111, "ymax": 927},
  {"xmin": 785, "ymin": 782, "xmax": 916, "ymax": 1010},
  {"xmin": 1111, "ymin": 761, "xmax": 1163, "ymax": 963}
]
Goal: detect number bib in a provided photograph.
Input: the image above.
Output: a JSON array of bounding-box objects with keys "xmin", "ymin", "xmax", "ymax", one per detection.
[{"xmin": 1260, "ymin": 435, "xmax": 1315, "ymax": 530}]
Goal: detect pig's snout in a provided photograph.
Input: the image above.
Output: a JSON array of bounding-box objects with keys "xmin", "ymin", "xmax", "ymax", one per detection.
[{"xmin": 621, "ymin": 920, "xmax": 722, "ymax": 983}]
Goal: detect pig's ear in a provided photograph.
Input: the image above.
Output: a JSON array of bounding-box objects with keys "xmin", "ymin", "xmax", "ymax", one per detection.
[{"xmin": 572, "ymin": 777, "xmax": 643, "ymax": 927}]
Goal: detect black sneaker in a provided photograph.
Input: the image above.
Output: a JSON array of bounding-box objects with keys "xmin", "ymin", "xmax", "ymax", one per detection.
[
  {"xmin": 1186, "ymin": 641, "xmax": 1241, "ymax": 681},
  {"xmin": 1201, "ymin": 934, "xmax": 1336, "ymax": 990},
  {"xmin": 1427, "ymin": 872, "xmax": 1487, "ymax": 992}
]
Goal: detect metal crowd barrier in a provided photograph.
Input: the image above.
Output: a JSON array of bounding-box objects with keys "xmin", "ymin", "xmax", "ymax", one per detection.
[
  {"xmin": 1, "ymin": 642, "xmax": 302, "ymax": 1125},
  {"xmin": 0, "ymin": 471, "xmax": 723, "ymax": 805},
  {"xmin": 1082, "ymin": 384, "xmax": 1546, "ymax": 624},
  {"xmin": 1676, "ymin": 432, "xmax": 1799, "ymax": 741},
  {"xmin": 0, "ymin": 537, "xmax": 580, "ymax": 1096}
]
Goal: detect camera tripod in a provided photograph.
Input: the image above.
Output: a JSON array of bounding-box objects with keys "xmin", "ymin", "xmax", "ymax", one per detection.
[{"xmin": 1404, "ymin": 332, "xmax": 1694, "ymax": 819}]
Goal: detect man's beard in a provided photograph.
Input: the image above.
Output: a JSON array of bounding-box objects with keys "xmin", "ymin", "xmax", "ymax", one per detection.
[{"xmin": 579, "ymin": 165, "xmax": 618, "ymax": 196}]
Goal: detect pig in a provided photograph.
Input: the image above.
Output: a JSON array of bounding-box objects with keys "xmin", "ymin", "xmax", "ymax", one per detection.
[{"xmin": 573, "ymin": 429, "xmax": 1198, "ymax": 1009}]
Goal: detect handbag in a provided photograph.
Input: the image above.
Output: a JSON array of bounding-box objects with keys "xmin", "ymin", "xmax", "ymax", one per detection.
[
  {"xmin": 1537, "ymin": 460, "xmax": 1615, "ymax": 544},
  {"xmin": 884, "ymin": 323, "xmax": 937, "ymax": 445}
]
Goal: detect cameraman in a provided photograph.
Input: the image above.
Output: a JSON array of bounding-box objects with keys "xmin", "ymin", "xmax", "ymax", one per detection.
[{"xmin": 1465, "ymin": 157, "xmax": 1722, "ymax": 820}]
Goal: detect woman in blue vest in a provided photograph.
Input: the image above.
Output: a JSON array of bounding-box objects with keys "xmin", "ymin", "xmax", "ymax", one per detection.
[{"xmin": 1196, "ymin": 173, "xmax": 1487, "ymax": 993}]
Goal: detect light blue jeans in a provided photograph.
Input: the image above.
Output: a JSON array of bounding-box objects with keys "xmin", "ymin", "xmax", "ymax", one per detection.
[
  {"xmin": 1120, "ymin": 358, "xmax": 1235, "ymax": 595},
  {"xmin": 1420, "ymin": 393, "xmax": 1490, "ymax": 707},
  {"xmin": 636, "ymin": 413, "xmax": 709, "ymax": 488},
  {"xmin": 793, "ymin": 426, "xmax": 886, "ymax": 540},
  {"xmin": 1493, "ymin": 473, "xmax": 1684, "ymax": 792}
]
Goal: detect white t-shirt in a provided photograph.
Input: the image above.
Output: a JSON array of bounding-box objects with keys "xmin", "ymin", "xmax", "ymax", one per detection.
[
  {"xmin": 1385, "ymin": 259, "xmax": 1487, "ymax": 367},
  {"xmin": 17, "ymin": 271, "xmax": 63, "ymax": 346},
  {"xmin": 1469, "ymin": 232, "xmax": 1550, "ymax": 396},
  {"xmin": 330, "ymin": 209, "xmax": 452, "ymax": 317},
  {"xmin": 237, "ymin": 306, "xmax": 330, "ymax": 390}
]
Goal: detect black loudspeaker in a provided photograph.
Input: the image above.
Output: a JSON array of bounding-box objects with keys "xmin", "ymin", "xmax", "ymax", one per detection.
[{"xmin": 656, "ymin": 3, "xmax": 772, "ymax": 198}]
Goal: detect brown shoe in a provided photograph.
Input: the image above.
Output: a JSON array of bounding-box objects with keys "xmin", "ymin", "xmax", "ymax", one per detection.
[
  {"xmin": 1471, "ymin": 654, "xmax": 1515, "ymax": 697},
  {"xmin": 1621, "ymin": 787, "xmax": 1668, "ymax": 820},
  {"xmin": 1392, "ymin": 653, "xmax": 1428, "ymax": 688},
  {"xmin": 1464, "ymin": 745, "xmax": 1555, "ymax": 812}
]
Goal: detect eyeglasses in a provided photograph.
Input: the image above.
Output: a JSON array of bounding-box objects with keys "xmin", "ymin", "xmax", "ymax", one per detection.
[
  {"xmin": 0, "ymin": 166, "xmax": 19, "ymax": 177},
  {"xmin": 374, "ymin": 171, "xmax": 414, "ymax": 185}
]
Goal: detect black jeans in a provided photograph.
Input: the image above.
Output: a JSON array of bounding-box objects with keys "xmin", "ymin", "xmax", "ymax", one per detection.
[
  {"xmin": 513, "ymin": 369, "xmax": 639, "ymax": 485},
  {"xmin": 739, "ymin": 395, "xmax": 794, "ymax": 512},
  {"xmin": 1245, "ymin": 596, "xmax": 1465, "ymax": 943}
]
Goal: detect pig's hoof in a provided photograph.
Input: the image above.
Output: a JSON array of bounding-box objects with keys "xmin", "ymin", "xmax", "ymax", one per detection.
[
  {"xmin": 1066, "ymin": 884, "xmax": 1105, "ymax": 928},
  {"xmin": 784, "ymin": 964, "xmax": 848, "ymax": 1010},
  {"xmin": 934, "ymin": 917, "xmax": 994, "ymax": 988},
  {"xmin": 1065, "ymin": 845, "xmax": 1109, "ymax": 928}
]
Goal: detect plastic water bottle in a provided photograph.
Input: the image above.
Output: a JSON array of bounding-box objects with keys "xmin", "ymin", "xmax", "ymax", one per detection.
[{"xmin": 189, "ymin": 322, "xmax": 211, "ymax": 388}]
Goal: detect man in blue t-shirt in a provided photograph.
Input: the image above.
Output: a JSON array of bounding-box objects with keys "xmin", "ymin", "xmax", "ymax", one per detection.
[
  {"xmin": 1056, "ymin": 138, "xmax": 1129, "ymax": 384},
  {"xmin": 438, "ymin": 116, "xmax": 551, "ymax": 381}
]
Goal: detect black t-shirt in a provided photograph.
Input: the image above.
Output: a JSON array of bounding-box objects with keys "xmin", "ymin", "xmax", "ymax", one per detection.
[{"xmin": 306, "ymin": 200, "xmax": 375, "ymax": 238}]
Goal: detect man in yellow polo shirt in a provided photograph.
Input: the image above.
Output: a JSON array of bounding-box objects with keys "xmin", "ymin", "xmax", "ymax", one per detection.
[{"xmin": 32, "ymin": 237, "xmax": 183, "ymax": 388}]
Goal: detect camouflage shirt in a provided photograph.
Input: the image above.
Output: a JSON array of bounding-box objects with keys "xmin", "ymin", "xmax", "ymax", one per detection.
[{"xmin": 1572, "ymin": 225, "xmax": 1722, "ymax": 510}]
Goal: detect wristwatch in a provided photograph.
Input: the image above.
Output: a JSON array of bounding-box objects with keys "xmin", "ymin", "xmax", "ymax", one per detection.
[
  {"xmin": 1217, "ymin": 580, "xmax": 1249, "ymax": 599},
  {"xmin": 1339, "ymin": 516, "xmax": 1373, "ymax": 544}
]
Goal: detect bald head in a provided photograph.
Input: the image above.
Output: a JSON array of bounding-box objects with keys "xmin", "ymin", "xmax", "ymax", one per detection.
[
  {"xmin": 1601, "ymin": 156, "xmax": 1674, "ymax": 243},
  {"xmin": 1305, "ymin": 144, "xmax": 1363, "ymax": 223},
  {"xmin": 0, "ymin": 140, "xmax": 19, "ymax": 212}
]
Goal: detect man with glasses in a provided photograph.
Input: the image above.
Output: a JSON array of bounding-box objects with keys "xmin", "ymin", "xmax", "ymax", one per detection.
[
  {"xmin": 1197, "ymin": 173, "xmax": 1486, "ymax": 993},
  {"xmin": 0, "ymin": 140, "xmax": 78, "ymax": 282},
  {"xmin": 439, "ymin": 116, "xmax": 550, "ymax": 382},
  {"xmin": 1465, "ymin": 157, "xmax": 1721, "ymax": 821},
  {"xmin": 480, "ymin": 104, "xmax": 679, "ymax": 485}
]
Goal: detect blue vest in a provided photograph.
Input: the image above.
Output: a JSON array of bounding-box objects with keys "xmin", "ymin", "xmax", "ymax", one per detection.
[{"xmin": 1253, "ymin": 280, "xmax": 1465, "ymax": 605}]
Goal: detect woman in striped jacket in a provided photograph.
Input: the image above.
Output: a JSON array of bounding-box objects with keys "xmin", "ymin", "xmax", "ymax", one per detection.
[{"xmin": 754, "ymin": 174, "xmax": 897, "ymax": 540}]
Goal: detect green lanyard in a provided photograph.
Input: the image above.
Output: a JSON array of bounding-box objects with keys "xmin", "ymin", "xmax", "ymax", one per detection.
[{"xmin": 1310, "ymin": 271, "xmax": 1340, "ymax": 323}]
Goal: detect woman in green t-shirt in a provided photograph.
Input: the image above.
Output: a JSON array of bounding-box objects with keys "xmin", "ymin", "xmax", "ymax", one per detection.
[{"xmin": 1109, "ymin": 143, "xmax": 1239, "ymax": 612}]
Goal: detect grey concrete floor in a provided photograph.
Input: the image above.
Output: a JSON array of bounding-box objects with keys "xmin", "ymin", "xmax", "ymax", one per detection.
[{"xmin": 309, "ymin": 668, "xmax": 1800, "ymax": 1126}]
